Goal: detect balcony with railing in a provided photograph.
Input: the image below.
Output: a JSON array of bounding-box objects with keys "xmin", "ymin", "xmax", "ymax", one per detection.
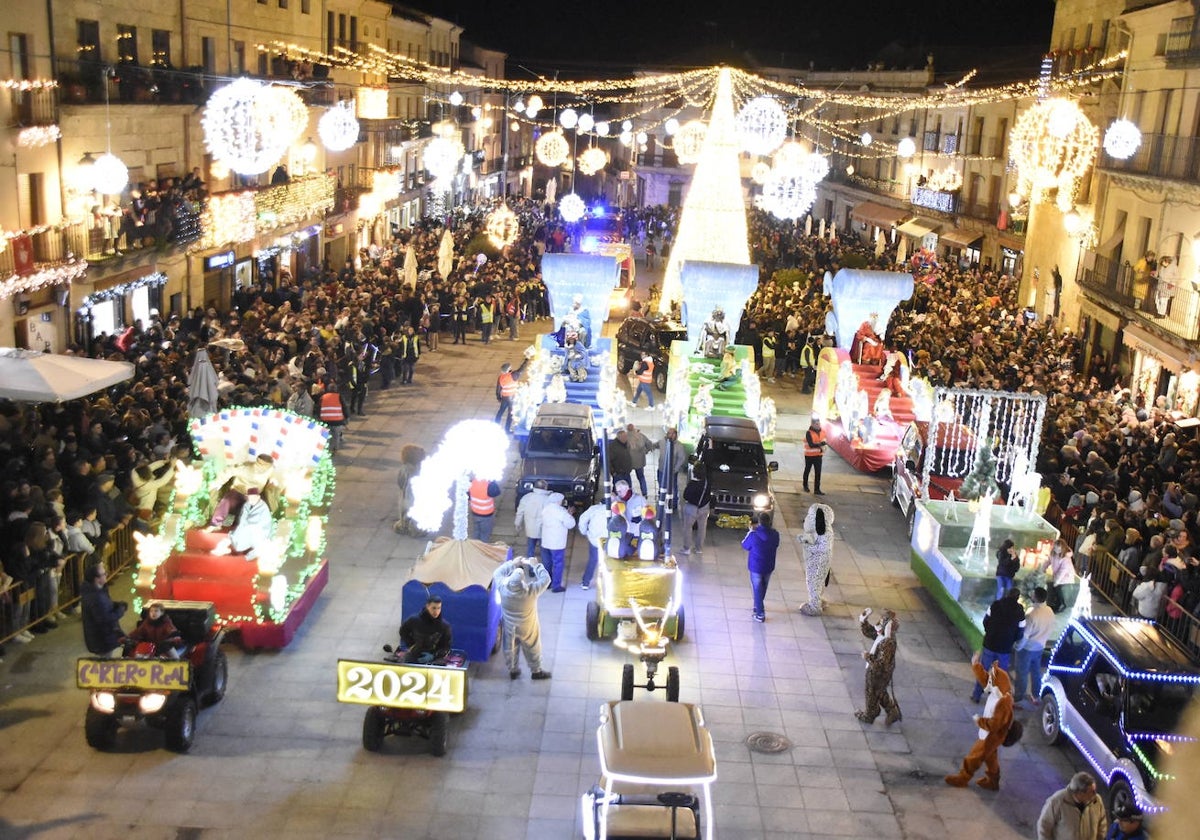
[
  {"xmin": 1076, "ymin": 250, "xmax": 1200, "ymax": 342},
  {"xmin": 8, "ymin": 86, "xmax": 57, "ymax": 127},
  {"xmin": 1100, "ymin": 132, "xmax": 1200, "ymax": 184}
]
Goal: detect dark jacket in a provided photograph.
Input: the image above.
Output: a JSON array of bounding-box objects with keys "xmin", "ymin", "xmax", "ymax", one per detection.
[
  {"xmin": 682, "ymin": 473, "xmax": 713, "ymax": 508},
  {"xmin": 742, "ymin": 524, "xmax": 781, "ymax": 575},
  {"xmin": 398, "ymin": 607, "xmax": 453, "ymax": 660},
  {"xmin": 981, "ymin": 593, "xmax": 1026, "ymax": 654},
  {"xmin": 81, "ymin": 579, "xmax": 128, "ymax": 654},
  {"xmin": 608, "ymin": 438, "xmax": 634, "ymax": 475},
  {"xmin": 995, "ymin": 547, "xmax": 1020, "ymax": 579}
]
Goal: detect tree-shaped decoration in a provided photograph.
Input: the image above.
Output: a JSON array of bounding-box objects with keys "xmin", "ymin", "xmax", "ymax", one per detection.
[{"xmin": 958, "ymin": 442, "xmax": 1001, "ymax": 501}]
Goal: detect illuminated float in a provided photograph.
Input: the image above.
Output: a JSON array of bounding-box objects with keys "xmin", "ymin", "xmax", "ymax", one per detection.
[{"xmin": 131, "ymin": 407, "xmax": 334, "ymax": 649}]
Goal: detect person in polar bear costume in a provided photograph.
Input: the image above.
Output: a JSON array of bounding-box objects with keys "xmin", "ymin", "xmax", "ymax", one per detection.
[{"xmin": 944, "ymin": 654, "xmax": 1015, "ymax": 790}]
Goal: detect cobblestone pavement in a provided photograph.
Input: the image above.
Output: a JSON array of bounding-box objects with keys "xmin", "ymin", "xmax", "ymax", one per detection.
[{"xmin": 0, "ymin": 291, "xmax": 1085, "ymax": 839}]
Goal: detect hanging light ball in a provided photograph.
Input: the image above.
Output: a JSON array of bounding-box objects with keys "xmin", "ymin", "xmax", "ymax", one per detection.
[
  {"xmin": 736, "ymin": 96, "xmax": 787, "ymax": 156},
  {"xmin": 1103, "ymin": 118, "xmax": 1142, "ymax": 160},
  {"xmin": 424, "ymin": 135, "xmax": 464, "ymax": 181},
  {"xmin": 448, "ymin": 90, "xmax": 464, "ymax": 107},
  {"xmin": 619, "ymin": 131, "xmax": 633, "ymax": 147},
  {"xmin": 513, "ymin": 97, "xmax": 524, "ymax": 113},
  {"xmin": 535, "ymin": 130, "xmax": 571, "ymax": 167},
  {"xmin": 471, "ymin": 106, "xmax": 482, "ymax": 120},
  {"xmin": 750, "ymin": 161, "xmax": 771, "ymax": 184},
  {"xmin": 1009, "ymin": 97, "xmax": 1098, "ymax": 198},
  {"xmin": 510, "ymin": 120, "xmax": 520, "ymax": 132},
  {"xmin": 485, "ymin": 204, "xmax": 520, "ymax": 248},
  {"xmin": 621, "ymin": 120, "xmax": 633, "ymax": 132},
  {"xmin": 318, "ymin": 101, "xmax": 360, "ymax": 152},
  {"xmin": 664, "ymin": 118, "xmax": 680, "ymax": 136},
  {"xmin": 802, "ymin": 151, "xmax": 831, "ymax": 183},
  {"xmin": 559, "ymin": 193, "xmax": 586, "ymax": 223},
  {"xmin": 674, "ymin": 120, "xmax": 707, "ymax": 164},
  {"xmin": 526, "ymin": 95, "xmax": 543, "ymax": 118},
  {"xmin": 559, "ymin": 108, "xmax": 579, "ymax": 130},
  {"xmin": 896, "ymin": 137, "xmax": 917, "ymax": 158},
  {"xmin": 577, "ymin": 113, "xmax": 595, "ymax": 133},
  {"xmin": 92, "ymin": 152, "xmax": 129, "ymax": 195},
  {"xmin": 203, "ymin": 78, "xmax": 292, "ymax": 176},
  {"xmin": 260, "ymin": 85, "xmax": 309, "ymax": 146},
  {"xmin": 300, "ymin": 138, "xmax": 318, "ymax": 164},
  {"xmin": 860, "ymin": 131, "xmax": 873, "ymax": 146},
  {"xmin": 636, "ymin": 131, "xmax": 648, "ymax": 145},
  {"xmin": 1062, "ymin": 208, "xmax": 1083, "ymax": 236},
  {"xmin": 772, "ymin": 141, "xmax": 808, "ymax": 175},
  {"xmin": 761, "ymin": 171, "xmax": 816, "ymax": 220},
  {"xmin": 595, "ymin": 120, "xmax": 610, "ymax": 137},
  {"xmin": 846, "ymin": 164, "xmax": 855, "ymax": 176},
  {"xmin": 577, "ymin": 147, "xmax": 608, "ymax": 176}
]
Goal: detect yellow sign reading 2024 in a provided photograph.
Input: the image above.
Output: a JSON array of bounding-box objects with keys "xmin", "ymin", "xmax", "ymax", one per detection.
[
  {"xmin": 336, "ymin": 659, "xmax": 466, "ymax": 713},
  {"xmin": 77, "ymin": 658, "xmax": 191, "ymax": 691}
]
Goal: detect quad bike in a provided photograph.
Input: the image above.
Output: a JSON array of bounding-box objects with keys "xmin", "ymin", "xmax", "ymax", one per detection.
[{"xmin": 336, "ymin": 645, "xmax": 468, "ymax": 757}]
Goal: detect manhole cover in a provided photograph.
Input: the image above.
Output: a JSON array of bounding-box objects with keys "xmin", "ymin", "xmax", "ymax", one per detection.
[{"xmin": 745, "ymin": 731, "xmax": 792, "ymax": 753}]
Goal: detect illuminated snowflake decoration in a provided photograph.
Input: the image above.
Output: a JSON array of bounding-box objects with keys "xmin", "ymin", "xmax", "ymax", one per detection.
[
  {"xmin": 559, "ymin": 193, "xmax": 586, "ymax": 223},
  {"xmin": 535, "ymin": 130, "xmax": 571, "ymax": 167},
  {"xmin": 674, "ymin": 120, "xmax": 707, "ymax": 163},
  {"xmin": 318, "ymin": 101, "xmax": 360, "ymax": 152},
  {"xmin": 577, "ymin": 147, "xmax": 608, "ymax": 176},
  {"xmin": 202, "ymin": 78, "xmax": 293, "ymax": 175},
  {"xmin": 760, "ymin": 170, "xmax": 816, "ymax": 220},
  {"xmin": 1103, "ymin": 118, "xmax": 1141, "ymax": 160},
  {"xmin": 736, "ymin": 96, "xmax": 787, "ymax": 156},
  {"xmin": 485, "ymin": 205, "xmax": 520, "ymax": 248},
  {"xmin": 423, "ymin": 135, "xmax": 464, "ymax": 181},
  {"xmin": 1009, "ymin": 97, "xmax": 1098, "ymax": 204}
]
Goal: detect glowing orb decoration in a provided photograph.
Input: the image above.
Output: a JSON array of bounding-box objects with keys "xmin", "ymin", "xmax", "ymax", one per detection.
[
  {"xmin": 664, "ymin": 117, "xmax": 680, "ymax": 135},
  {"xmin": 896, "ymin": 137, "xmax": 916, "ymax": 158},
  {"xmin": 1063, "ymin": 208, "xmax": 1083, "ymax": 236},
  {"xmin": 536, "ymin": 130, "xmax": 570, "ymax": 167},
  {"xmin": 577, "ymin": 147, "xmax": 608, "ymax": 176},
  {"xmin": 357, "ymin": 192, "xmax": 382, "ymax": 219},
  {"xmin": 356, "ymin": 86, "xmax": 388, "ymax": 120},
  {"xmin": 526, "ymin": 95, "xmax": 543, "ymax": 117},
  {"xmin": 760, "ymin": 170, "xmax": 816, "ymax": 220},
  {"xmin": 577, "ymin": 113, "xmax": 594, "ymax": 133},
  {"xmin": 736, "ymin": 96, "xmax": 787, "ymax": 156},
  {"xmin": 203, "ymin": 78, "xmax": 294, "ymax": 175},
  {"xmin": 772, "ymin": 141, "xmax": 808, "ymax": 175},
  {"xmin": 318, "ymin": 101, "xmax": 360, "ymax": 152},
  {"xmin": 1103, "ymin": 118, "xmax": 1142, "ymax": 160},
  {"xmin": 636, "ymin": 131, "xmax": 648, "ymax": 145},
  {"xmin": 1009, "ymin": 97, "xmax": 1099, "ymax": 202},
  {"xmin": 801, "ymin": 151, "xmax": 830, "ymax": 183},
  {"xmin": 449, "ymin": 90, "xmax": 464, "ymax": 106},
  {"xmin": 471, "ymin": 106, "xmax": 482, "ymax": 120},
  {"xmin": 424, "ymin": 135, "xmax": 464, "ymax": 181},
  {"xmin": 751, "ymin": 161, "xmax": 771, "ymax": 184},
  {"xmin": 619, "ymin": 131, "xmax": 633, "ymax": 147},
  {"xmin": 595, "ymin": 120, "xmax": 609, "ymax": 137},
  {"xmin": 485, "ymin": 204, "xmax": 520, "ymax": 247},
  {"xmin": 559, "ymin": 108, "xmax": 578, "ymax": 129},
  {"xmin": 846, "ymin": 164, "xmax": 855, "ymax": 176},
  {"xmin": 91, "ymin": 152, "xmax": 129, "ymax": 195},
  {"xmin": 674, "ymin": 120, "xmax": 707, "ymax": 163},
  {"xmin": 299, "ymin": 139, "xmax": 318, "ymax": 165},
  {"xmin": 260, "ymin": 86, "xmax": 309, "ymax": 145},
  {"xmin": 559, "ymin": 192, "xmax": 586, "ymax": 223},
  {"xmin": 621, "ymin": 119, "xmax": 632, "ymax": 132},
  {"xmin": 861, "ymin": 131, "xmax": 873, "ymax": 146}
]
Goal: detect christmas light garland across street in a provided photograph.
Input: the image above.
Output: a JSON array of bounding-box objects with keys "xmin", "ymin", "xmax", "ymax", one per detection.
[{"xmin": 0, "ymin": 259, "xmax": 89, "ymax": 301}]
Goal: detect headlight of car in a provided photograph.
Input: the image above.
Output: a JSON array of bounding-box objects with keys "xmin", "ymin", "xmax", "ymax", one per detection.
[
  {"xmin": 573, "ymin": 483, "xmax": 586, "ymax": 494},
  {"xmin": 753, "ymin": 493, "xmax": 770, "ymax": 510},
  {"xmin": 90, "ymin": 691, "xmax": 116, "ymax": 713},
  {"xmin": 138, "ymin": 692, "xmax": 168, "ymax": 714},
  {"xmin": 521, "ymin": 481, "xmax": 534, "ymax": 491}
]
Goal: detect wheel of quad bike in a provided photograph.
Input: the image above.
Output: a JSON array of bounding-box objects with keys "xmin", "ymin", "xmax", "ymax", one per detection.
[
  {"xmin": 164, "ymin": 696, "xmax": 197, "ymax": 753},
  {"xmin": 666, "ymin": 666, "xmax": 680, "ymax": 703},
  {"xmin": 620, "ymin": 664, "xmax": 635, "ymax": 701},
  {"xmin": 673, "ymin": 607, "xmax": 686, "ymax": 641},
  {"xmin": 618, "ymin": 355, "xmax": 633, "ymax": 374},
  {"xmin": 362, "ymin": 707, "xmax": 385, "ymax": 752},
  {"xmin": 654, "ymin": 366, "xmax": 668, "ymax": 392},
  {"xmin": 586, "ymin": 600, "xmax": 602, "ymax": 641},
  {"xmin": 84, "ymin": 706, "xmax": 117, "ymax": 751},
  {"xmin": 205, "ymin": 651, "xmax": 228, "ymax": 707},
  {"xmin": 429, "ymin": 712, "xmax": 449, "ymax": 757}
]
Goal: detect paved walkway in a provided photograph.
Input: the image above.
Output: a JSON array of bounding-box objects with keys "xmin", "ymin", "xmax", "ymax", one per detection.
[{"xmin": 0, "ymin": 309, "xmax": 1085, "ymax": 839}]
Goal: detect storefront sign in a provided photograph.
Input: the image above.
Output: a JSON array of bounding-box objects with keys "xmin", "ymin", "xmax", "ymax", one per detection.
[
  {"xmin": 204, "ymin": 251, "xmax": 236, "ymax": 271},
  {"xmin": 76, "ymin": 658, "xmax": 191, "ymax": 691},
  {"xmin": 336, "ymin": 659, "xmax": 466, "ymax": 712}
]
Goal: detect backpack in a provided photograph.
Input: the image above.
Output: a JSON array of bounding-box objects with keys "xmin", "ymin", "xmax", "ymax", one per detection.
[{"xmin": 1002, "ymin": 719, "xmax": 1023, "ymax": 747}]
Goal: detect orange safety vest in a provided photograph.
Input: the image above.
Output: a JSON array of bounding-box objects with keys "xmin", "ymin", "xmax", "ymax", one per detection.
[
  {"xmin": 498, "ymin": 372, "xmax": 518, "ymax": 398},
  {"xmin": 804, "ymin": 427, "xmax": 826, "ymax": 457},
  {"xmin": 319, "ymin": 392, "xmax": 345, "ymax": 423},
  {"xmin": 468, "ymin": 478, "xmax": 495, "ymax": 516},
  {"xmin": 637, "ymin": 359, "xmax": 654, "ymax": 384}
]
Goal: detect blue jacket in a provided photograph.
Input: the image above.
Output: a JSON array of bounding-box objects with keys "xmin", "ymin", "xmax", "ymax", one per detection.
[{"xmin": 742, "ymin": 525, "xmax": 780, "ymax": 575}]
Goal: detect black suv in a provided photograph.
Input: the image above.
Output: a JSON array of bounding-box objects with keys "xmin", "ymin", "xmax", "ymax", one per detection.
[
  {"xmin": 1040, "ymin": 615, "xmax": 1200, "ymax": 816},
  {"xmin": 518, "ymin": 402, "xmax": 600, "ymax": 510},
  {"xmin": 691, "ymin": 416, "xmax": 778, "ymax": 518},
  {"xmin": 615, "ymin": 316, "xmax": 688, "ymax": 392}
]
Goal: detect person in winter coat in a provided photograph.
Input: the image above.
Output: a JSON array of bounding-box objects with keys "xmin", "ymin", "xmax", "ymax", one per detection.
[
  {"xmin": 1036, "ymin": 771, "xmax": 1107, "ymax": 840},
  {"xmin": 493, "ymin": 557, "xmax": 552, "ymax": 680},
  {"xmin": 742, "ymin": 512, "xmax": 780, "ymax": 622},
  {"xmin": 994, "ymin": 538, "xmax": 1020, "ymax": 600},
  {"xmin": 625, "ymin": 424, "xmax": 657, "ymax": 497},
  {"xmin": 799, "ymin": 502, "xmax": 835, "ymax": 616},
  {"xmin": 678, "ymin": 465, "xmax": 712, "ymax": 556},
  {"xmin": 80, "ymin": 564, "xmax": 128, "ymax": 655},
  {"xmin": 1131, "ymin": 569, "xmax": 1167, "ymax": 619},
  {"xmin": 608, "ymin": 428, "xmax": 634, "ymax": 488},
  {"xmin": 972, "ymin": 587, "xmax": 1026, "ymax": 702},
  {"xmin": 128, "ymin": 601, "xmax": 185, "ymax": 658},
  {"xmin": 515, "ymin": 479, "xmax": 552, "ymax": 557},
  {"xmin": 398, "ymin": 595, "xmax": 452, "ymax": 664},
  {"xmin": 576, "ymin": 500, "xmax": 609, "ymax": 589},
  {"xmin": 538, "ymin": 492, "xmax": 576, "ymax": 592},
  {"xmin": 855, "ymin": 607, "xmax": 901, "ymax": 725},
  {"xmin": 392, "ymin": 444, "xmax": 426, "ymax": 536},
  {"xmin": 945, "ymin": 656, "xmax": 1015, "ymax": 791}
]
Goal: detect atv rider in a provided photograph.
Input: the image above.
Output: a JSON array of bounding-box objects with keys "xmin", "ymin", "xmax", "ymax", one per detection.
[
  {"xmin": 398, "ymin": 595, "xmax": 453, "ymax": 664},
  {"xmin": 128, "ymin": 601, "xmax": 185, "ymax": 659}
]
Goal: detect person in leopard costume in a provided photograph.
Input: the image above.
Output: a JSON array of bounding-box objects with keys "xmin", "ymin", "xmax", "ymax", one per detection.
[{"xmin": 855, "ymin": 607, "xmax": 902, "ymax": 725}]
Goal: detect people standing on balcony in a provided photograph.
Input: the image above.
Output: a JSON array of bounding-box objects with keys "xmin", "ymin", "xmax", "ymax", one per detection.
[
  {"xmin": 1155, "ymin": 254, "xmax": 1178, "ymax": 317},
  {"xmin": 1132, "ymin": 250, "xmax": 1156, "ymax": 312}
]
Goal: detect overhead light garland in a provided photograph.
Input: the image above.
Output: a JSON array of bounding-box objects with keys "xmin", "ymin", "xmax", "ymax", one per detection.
[
  {"xmin": 0, "ymin": 260, "xmax": 89, "ymax": 302},
  {"xmin": 77, "ymin": 272, "xmax": 167, "ymax": 310}
]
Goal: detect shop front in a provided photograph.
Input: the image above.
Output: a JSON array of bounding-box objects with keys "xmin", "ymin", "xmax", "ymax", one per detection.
[
  {"xmin": 324, "ymin": 217, "xmax": 351, "ymax": 272},
  {"xmin": 849, "ymin": 200, "xmax": 909, "ymax": 243},
  {"xmin": 896, "ymin": 216, "xmax": 941, "ymax": 253},
  {"xmin": 75, "ymin": 270, "xmax": 167, "ymax": 351},
  {"xmin": 1076, "ymin": 298, "xmax": 1121, "ymax": 378},
  {"xmin": 1122, "ymin": 322, "xmax": 1194, "ymax": 409},
  {"xmin": 198, "ymin": 249, "xmax": 237, "ymax": 312},
  {"xmin": 996, "ymin": 232, "xmax": 1025, "ymax": 278},
  {"xmin": 940, "ymin": 228, "xmax": 983, "ymax": 267}
]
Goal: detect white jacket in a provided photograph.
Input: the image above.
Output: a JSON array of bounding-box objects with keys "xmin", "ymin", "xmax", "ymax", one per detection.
[
  {"xmin": 515, "ymin": 488, "xmax": 551, "ymax": 539},
  {"xmin": 577, "ymin": 502, "xmax": 609, "ymax": 547},
  {"xmin": 539, "ymin": 493, "xmax": 576, "ymax": 551}
]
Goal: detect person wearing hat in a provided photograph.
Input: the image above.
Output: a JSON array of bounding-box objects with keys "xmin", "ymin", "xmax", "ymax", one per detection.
[
  {"xmin": 128, "ymin": 601, "xmax": 184, "ymax": 659},
  {"xmin": 1105, "ymin": 804, "xmax": 1146, "ymax": 840},
  {"xmin": 631, "ymin": 353, "xmax": 655, "ymax": 408}
]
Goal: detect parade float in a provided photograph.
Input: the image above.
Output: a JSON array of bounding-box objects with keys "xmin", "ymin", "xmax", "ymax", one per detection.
[{"xmin": 129, "ymin": 408, "xmax": 334, "ymax": 649}]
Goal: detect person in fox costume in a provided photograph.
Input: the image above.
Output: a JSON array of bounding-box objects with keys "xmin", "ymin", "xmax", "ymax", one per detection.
[{"xmin": 944, "ymin": 652, "xmax": 1015, "ymax": 790}]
